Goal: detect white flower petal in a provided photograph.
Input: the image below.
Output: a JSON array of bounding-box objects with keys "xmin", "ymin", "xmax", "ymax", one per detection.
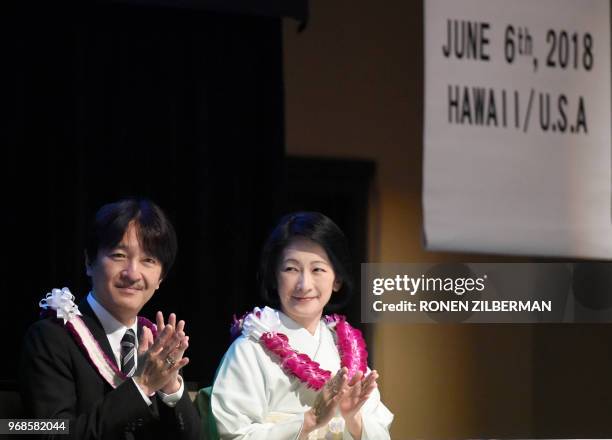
[
  {"xmin": 39, "ymin": 287, "xmax": 82, "ymax": 324},
  {"xmin": 242, "ymin": 306, "xmax": 280, "ymax": 339}
]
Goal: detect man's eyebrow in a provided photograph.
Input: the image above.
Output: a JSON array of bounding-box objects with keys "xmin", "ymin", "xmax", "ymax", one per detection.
[{"xmin": 112, "ymin": 243, "xmax": 129, "ymax": 250}]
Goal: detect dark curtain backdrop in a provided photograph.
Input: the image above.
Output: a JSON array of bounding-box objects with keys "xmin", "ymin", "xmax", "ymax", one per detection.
[
  {"xmin": 112, "ymin": 0, "xmax": 308, "ymax": 22},
  {"xmin": 2, "ymin": 1, "xmax": 286, "ymax": 386}
]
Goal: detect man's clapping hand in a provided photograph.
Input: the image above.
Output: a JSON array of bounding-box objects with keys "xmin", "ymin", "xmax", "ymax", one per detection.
[{"xmin": 133, "ymin": 312, "xmax": 190, "ymax": 395}]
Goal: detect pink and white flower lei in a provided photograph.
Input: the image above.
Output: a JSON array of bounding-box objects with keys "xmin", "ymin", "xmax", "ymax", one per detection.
[
  {"xmin": 231, "ymin": 307, "xmax": 368, "ymax": 391},
  {"xmin": 40, "ymin": 288, "xmax": 158, "ymax": 388}
]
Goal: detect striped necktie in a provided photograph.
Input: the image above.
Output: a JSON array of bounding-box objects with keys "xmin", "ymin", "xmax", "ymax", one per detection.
[{"xmin": 120, "ymin": 328, "xmax": 137, "ymax": 377}]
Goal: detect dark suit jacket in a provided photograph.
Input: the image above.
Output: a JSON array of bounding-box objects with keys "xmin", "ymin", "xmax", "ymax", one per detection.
[{"xmin": 20, "ymin": 299, "xmax": 201, "ymax": 440}]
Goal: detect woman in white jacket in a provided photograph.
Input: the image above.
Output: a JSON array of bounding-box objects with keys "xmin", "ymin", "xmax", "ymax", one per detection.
[{"xmin": 211, "ymin": 212, "xmax": 393, "ymax": 440}]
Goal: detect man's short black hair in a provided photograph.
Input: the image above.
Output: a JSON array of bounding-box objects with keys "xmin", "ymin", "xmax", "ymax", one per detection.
[
  {"xmin": 259, "ymin": 211, "xmax": 354, "ymax": 311},
  {"xmin": 85, "ymin": 198, "xmax": 177, "ymax": 278}
]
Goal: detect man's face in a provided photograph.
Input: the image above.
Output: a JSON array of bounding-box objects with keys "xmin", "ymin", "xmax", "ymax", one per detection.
[{"xmin": 87, "ymin": 221, "xmax": 163, "ymax": 325}]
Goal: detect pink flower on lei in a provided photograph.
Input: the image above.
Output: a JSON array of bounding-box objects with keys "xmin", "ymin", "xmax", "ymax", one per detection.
[
  {"xmin": 232, "ymin": 307, "xmax": 368, "ymax": 390},
  {"xmin": 327, "ymin": 315, "xmax": 368, "ymax": 380}
]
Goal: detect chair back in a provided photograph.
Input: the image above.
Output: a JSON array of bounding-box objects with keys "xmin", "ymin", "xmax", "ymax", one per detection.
[{"xmin": 195, "ymin": 386, "xmax": 220, "ymax": 440}]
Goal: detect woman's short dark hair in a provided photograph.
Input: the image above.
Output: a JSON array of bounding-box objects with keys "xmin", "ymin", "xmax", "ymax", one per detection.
[
  {"xmin": 259, "ymin": 212, "xmax": 354, "ymax": 311},
  {"xmin": 85, "ymin": 198, "xmax": 177, "ymax": 278}
]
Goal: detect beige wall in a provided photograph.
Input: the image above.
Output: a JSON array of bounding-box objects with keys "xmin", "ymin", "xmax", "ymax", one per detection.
[{"xmin": 283, "ymin": 1, "xmax": 534, "ymax": 437}]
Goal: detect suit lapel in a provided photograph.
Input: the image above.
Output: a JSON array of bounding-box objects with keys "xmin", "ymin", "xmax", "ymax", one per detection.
[
  {"xmin": 78, "ymin": 298, "xmax": 118, "ymax": 369},
  {"xmin": 77, "ymin": 298, "xmax": 159, "ymax": 409}
]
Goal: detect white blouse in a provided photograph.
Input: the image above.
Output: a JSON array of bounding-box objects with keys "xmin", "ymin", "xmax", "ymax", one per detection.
[{"xmin": 211, "ymin": 310, "xmax": 393, "ymax": 440}]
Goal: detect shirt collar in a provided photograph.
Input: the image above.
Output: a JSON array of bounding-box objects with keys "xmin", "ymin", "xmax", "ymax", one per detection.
[
  {"xmin": 87, "ymin": 292, "xmax": 138, "ymax": 365},
  {"xmin": 278, "ymin": 310, "xmax": 322, "ymax": 340}
]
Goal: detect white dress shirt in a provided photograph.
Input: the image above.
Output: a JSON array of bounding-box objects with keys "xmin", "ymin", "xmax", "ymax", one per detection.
[{"xmin": 87, "ymin": 293, "xmax": 184, "ymax": 407}]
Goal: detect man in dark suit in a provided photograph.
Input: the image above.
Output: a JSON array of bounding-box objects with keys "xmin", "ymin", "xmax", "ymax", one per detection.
[{"xmin": 20, "ymin": 198, "xmax": 200, "ymax": 439}]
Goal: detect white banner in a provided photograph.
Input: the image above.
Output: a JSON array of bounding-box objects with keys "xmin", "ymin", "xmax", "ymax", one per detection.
[{"xmin": 423, "ymin": 0, "xmax": 611, "ymax": 258}]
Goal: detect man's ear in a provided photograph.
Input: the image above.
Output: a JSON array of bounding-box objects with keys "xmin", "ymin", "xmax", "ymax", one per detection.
[
  {"xmin": 156, "ymin": 277, "xmax": 163, "ymax": 290},
  {"xmin": 85, "ymin": 252, "xmax": 92, "ymax": 277}
]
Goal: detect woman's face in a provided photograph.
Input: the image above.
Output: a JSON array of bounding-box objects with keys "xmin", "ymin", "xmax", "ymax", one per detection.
[{"xmin": 276, "ymin": 238, "xmax": 341, "ymax": 325}]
